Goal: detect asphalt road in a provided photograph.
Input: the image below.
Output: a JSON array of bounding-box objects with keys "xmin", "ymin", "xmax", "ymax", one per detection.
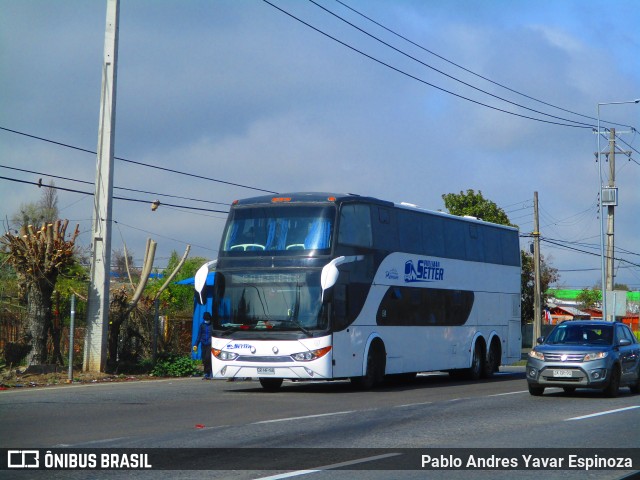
[{"xmin": 1, "ymin": 367, "xmax": 638, "ymax": 480}]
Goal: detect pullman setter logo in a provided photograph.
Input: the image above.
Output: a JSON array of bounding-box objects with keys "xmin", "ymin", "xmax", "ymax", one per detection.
[{"xmin": 404, "ymin": 259, "xmax": 444, "ymax": 283}]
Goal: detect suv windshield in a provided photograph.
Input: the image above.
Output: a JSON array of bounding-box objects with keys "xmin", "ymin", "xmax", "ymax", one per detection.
[
  {"xmin": 221, "ymin": 205, "xmax": 335, "ymax": 256},
  {"xmin": 545, "ymin": 323, "xmax": 613, "ymax": 346},
  {"xmin": 212, "ymin": 270, "xmax": 327, "ymax": 333}
]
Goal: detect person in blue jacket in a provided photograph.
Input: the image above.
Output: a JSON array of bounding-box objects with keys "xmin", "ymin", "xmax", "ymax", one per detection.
[{"xmin": 193, "ymin": 312, "xmax": 213, "ymax": 379}]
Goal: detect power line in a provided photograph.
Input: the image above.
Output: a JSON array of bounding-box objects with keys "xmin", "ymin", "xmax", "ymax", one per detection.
[
  {"xmin": 332, "ymin": 0, "xmax": 635, "ymax": 131},
  {"xmin": 0, "ymin": 126, "xmax": 277, "ymax": 194},
  {"xmin": 541, "ymin": 237, "xmax": 640, "ymax": 269},
  {"xmin": 0, "ymin": 175, "xmax": 230, "ymax": 214},
  {"xmin": 261, "ymin": 0, "xmax": 592, "ymax": 129},
  {"xmin": 0, "ymin": 163, "xmax": 230, "ymax": 207},
  {"xmin": 306, "ymin": 0, "xmax": 596, "ymax": 129},
  {"xmin": 113, "ymin": 220, "xmax": 217, "ymax": 253}
]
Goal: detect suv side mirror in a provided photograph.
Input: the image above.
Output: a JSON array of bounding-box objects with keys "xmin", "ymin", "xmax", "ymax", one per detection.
[
  {"xmin": 619, "ymin": 338, "xmax": 632, "ymax": 347},
  {"xmin": 536, "ymin": 336, "xmax": 545, "ymax": 345}
]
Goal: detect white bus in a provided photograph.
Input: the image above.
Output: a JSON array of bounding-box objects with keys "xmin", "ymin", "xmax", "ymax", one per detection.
[{"xmin": 195, "ymin": 193, "xmax": 521, "ymax": 390}]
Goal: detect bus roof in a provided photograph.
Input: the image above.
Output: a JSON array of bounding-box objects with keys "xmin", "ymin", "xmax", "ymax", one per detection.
[
  {"xmin": 232, "ymin": 192, "xmax": 393, "ymax": 207},
  {"xmin": 232, "ymin": 192, "xmax": 518, "ymax": 231}
]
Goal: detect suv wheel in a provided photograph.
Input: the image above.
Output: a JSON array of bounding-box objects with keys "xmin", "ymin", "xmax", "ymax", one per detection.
[
  {"xmin": 528, "ymin": 384, "xmax": 545, "ymax": 396},
  {"xmin": 604, "ymin": 366, "xmax": 620, "ymax": 398},
  {"xmin": 629, "ymin": 369, "xmax": 640, "ymax": 394}
]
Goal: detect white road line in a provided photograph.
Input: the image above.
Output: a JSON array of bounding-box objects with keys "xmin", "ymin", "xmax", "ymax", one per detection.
[
  {"xmin": 252, "ymin": 411, "xmax": 355, "ymax": 424},
  {"xmin": 565, "ymin": 405, "xmax": 640, "ymax": 421},
  {"xmin": 252, "ymin": 453, "xmax": 402, "ymax": 480},
  {"xmin": 489, "ymin": 390, "xmax": 528, "ymax": 397},
  {"xmin": 395, "ymin": 401, "xmax": 432, "ymax": 408}
]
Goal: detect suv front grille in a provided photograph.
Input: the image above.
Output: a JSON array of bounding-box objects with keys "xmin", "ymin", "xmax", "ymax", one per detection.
[{"xmin": 543, "ymin": 353, "xmax": 584, "ymax": 362}]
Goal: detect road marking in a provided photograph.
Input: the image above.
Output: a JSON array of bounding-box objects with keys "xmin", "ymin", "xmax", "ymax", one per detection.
[
  {"xmin": 395, "ymin": 401, "xmax": 432, "ymax": 408},
  {"xmin": 252, "ymin": 411, "xmax": 354, "ymax": 424},
  {"xmin": 252, "ymin": 453, "xmax": 402, "ymax": 480},
  {"xmin": 55, "ymin": 437, "xmax": 130, "ymax": 447},
  {"xmin": 489, "ymin": 390, "xmax": 528, "ymax": 396},
  {"xmin": 565, "ymin": 405, "xmax": 640, "ymax": 421}
]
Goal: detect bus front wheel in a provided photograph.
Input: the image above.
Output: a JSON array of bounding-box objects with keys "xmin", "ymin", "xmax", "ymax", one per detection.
[
  {"xmin": 259, "ymin": 377, "xmax": 283, "ymax": 392},
  {"xmin": 351, "ymin": 341, "xmax": 386, "ymax": 390}
]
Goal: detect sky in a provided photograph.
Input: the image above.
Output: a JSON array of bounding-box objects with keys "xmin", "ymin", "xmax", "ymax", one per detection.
[{"xmin": 1, "ymin": 0, "xmax": 639, "ymax": 292}]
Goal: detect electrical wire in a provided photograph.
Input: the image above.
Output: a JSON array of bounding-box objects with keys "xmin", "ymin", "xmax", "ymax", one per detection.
[
  {"xmin": 261, "ymin": 0, "xmax": 592, "ymax": 129},
  {"xmin": 0, "ymin": 175, "xmax": 230, "ymax": 214},
  {"xmin": 113, "ymin": 220, "xmax": 217, "ymax": 253},
  {"xmin": 540, "ymin": 237, "xmax": 640, "ymax": 268},
  {"xmin": 0, "ymin": 126, "xmax": 277, "ymax": 194},
  {"xmin": 332, "ymin": 0, "xmax": 635, "ymax": 131},
  {"xmin": 306, "ymin": 0, "xmax": 597, "ymax": 129},
  {"xmin": 0, "ymin": 163, "xmax": 230, "ymax": 206}
]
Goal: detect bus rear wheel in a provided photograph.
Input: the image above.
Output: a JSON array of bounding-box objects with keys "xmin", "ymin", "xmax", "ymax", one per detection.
[
  {"xmin": 465, "ymin": 342, "xmax": 484, "ymax": 381},
  {"xmin": 259, "ymin": 378, "xmax": 283, "ymax": 392},
  {"xmin": 482, "ymin": 340, "xmax": 500, "ymax": 379}
]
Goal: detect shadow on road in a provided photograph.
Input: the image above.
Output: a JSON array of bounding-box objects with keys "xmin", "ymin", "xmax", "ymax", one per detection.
[{"xmin": 222, "ymin": 368, "xmax": 527, "ymax": 395}]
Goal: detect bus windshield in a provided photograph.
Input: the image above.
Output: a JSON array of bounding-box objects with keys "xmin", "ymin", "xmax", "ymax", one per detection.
[
  {"xmin": 213, "ymin": 270, "xmax": 327, "ymax": 333},
  {"xmin": 221, "ymin": 205, "xmax": 335, "ymax": 255}
]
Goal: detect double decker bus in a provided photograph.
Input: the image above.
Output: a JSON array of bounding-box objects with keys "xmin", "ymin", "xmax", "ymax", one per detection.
[{"xmin": 195, "ymin": 192, "xmax": 521, "ymax": 390}]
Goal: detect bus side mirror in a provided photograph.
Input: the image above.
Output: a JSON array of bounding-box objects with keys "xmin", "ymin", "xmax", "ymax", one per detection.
[
  {"xmin": 320, "ymin": 255, "xmax": 363, "ymax": 301},
  {"xmin": 194, "ymin": 260, "xmax": 216, "ymax": 304}
]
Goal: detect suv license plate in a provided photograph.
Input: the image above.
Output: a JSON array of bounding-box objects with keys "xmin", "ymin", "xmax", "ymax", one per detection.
[
  {"xmin": 257, "ymin": 367, "xmax": 275, "ymax": 375},
  {"xmin": 552, "ymin": 369, "xmax": 573, "ymax": 378}
]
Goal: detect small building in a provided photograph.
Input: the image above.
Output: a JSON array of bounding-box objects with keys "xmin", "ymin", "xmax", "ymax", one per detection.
[{"xmin": 547, "ymin": 304, "xmax": 591, "ymax": 324}]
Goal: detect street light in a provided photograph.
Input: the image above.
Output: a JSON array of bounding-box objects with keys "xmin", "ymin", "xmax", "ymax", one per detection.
[{"xmin": 596, "ymin": 98, "xmax": 640, "ymax": 322}]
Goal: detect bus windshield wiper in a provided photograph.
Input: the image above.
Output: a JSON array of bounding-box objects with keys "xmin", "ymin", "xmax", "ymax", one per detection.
[
  {"xmin": 220, "ymin": 325, "xmax": 243, "ymax": 337},
  {"xmin": 288, "ymin": 284, "xmax": 312, "ymax": 337}
]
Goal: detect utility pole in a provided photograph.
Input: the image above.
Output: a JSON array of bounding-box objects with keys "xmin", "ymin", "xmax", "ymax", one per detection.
[
  {"xmin": 533, "ymin": 192, "xmax": 542, "ymax": 344},
  {"xmin": 596, "ymin": 99, "xmax": 638, "ymax": 321},
  {"xmin": 84, "ymin": 0, "xmax": 120, "ymax": 372},
  {"xmin": 605, "ymin": 128, "xmax": 616, "ymax": 319}
]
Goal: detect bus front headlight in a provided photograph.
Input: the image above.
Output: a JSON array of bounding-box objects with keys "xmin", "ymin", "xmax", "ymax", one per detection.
[
  {"xmin": 291, "ymin": 346, "xmax": 332, "ymax": 362},
  {"xmin": 213, "ymin": 348, "xmax": 238, "ymax": 361}
]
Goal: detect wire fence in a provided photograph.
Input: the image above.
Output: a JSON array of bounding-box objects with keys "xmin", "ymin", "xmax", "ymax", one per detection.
[{"xmin": 0, "ymin": 295, "xmax": 194, "ymax": 369}]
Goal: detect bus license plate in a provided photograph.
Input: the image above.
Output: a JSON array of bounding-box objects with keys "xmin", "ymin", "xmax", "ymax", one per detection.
[
  {"xmin": 552, "ymin": 369, "xmax": 572, "ymax": 378},
  {"xmin": 257, "ymin": 367, "xmax": 275, "ymax": 375}
]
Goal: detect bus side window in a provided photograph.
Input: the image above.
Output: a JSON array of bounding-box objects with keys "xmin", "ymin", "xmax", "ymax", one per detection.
[
  {"xmin": 398, "ymin": 210, "xmax": 420, "ymax": 254},
  {"xmin": 444, "ymin": 219, "xmax": 466, "ymax": 260},
  {"xmin": 338, "ymin": 204, "xmax": 373, "ymax": 248},
  {"xmin": 422, "ymin": 215, "xmax": 444, "ymax": 257}
]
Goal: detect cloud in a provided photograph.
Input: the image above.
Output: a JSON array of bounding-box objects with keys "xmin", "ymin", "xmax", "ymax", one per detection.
[{"xmin": 1, "ymin": 0, "xmax": 638, "ymax": 289}]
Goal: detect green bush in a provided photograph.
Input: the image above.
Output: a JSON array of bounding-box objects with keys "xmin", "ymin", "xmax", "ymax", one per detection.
[{"xmin": 151, "ymin": 354, "xmax": 198, "ymax": 377}]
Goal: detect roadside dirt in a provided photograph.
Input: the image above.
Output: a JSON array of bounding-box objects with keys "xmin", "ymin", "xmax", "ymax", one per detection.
[{"xmin": 0, "ymin": 369, "xmax": 175, "ymax": 390}]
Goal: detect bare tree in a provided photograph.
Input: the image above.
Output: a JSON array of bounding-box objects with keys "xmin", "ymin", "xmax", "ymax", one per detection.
[
  {"xmin": 108, "ymin": 240, "xmax": 190, "ymax": 364},
  {"xmin": 11, "ymin": 181, "xmax": 59, "ymax": 228},
  {"xmin": 1, "ymin": 220, "xmax": 80, "ymax": 365}
]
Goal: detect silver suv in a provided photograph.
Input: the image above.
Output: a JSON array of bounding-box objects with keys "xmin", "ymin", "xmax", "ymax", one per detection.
[{"xmin": 526, "ymin": 320, "xmax": 640, "ymax": 397}]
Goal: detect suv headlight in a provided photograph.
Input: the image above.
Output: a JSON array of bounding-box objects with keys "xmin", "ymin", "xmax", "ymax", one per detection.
[
  {"xmin": 212, "ymin": 349, "xmax": 238, "ymax": 361},
  {"xmin": 583, "ymin": 351, "xmax": 608, "ymax": 362},
  {"xmin": 528, "ymin": 350, "xmax": 544, "ymax": 361},
  {"xmin": 291, "ymin": 346, "xmax": 332, "ymax": 362}
]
